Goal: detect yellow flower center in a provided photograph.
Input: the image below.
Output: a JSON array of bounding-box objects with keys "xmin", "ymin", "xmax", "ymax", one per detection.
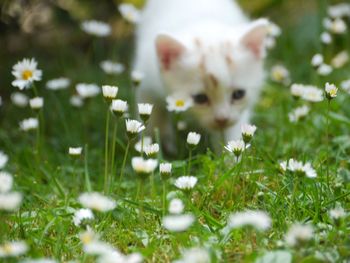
[
  {"xmin": 3, "ymin": 244, "xmax": 13, "ymax": 253},
  {"xmin": 81, "ymin": 233, "xmax": 93, "ymax": 244},
  {"xmin": 22, "ymin": 70, "xmax": 33, "ymax": 80},
  {"xmin": 175, "ymin": 100, "xmax": 185, "ymax": 107},
  {"xmin": 330, "ymin": 89, "xmax": 337, "ymax": 96}
]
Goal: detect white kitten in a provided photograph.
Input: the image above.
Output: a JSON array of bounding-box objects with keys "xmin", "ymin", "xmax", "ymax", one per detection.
[{"xmin": 134, "ymin": 0, "xmax": 269, "ymax": 147}]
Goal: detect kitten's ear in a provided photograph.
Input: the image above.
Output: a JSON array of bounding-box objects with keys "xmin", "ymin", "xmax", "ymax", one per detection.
[
  {"xmin": 155, "ymin": 34, "xmax": 186, "ymax": 70},
  {"xmin": 241, "ymin": 19, "xmax": 270, "ymax": 59}
]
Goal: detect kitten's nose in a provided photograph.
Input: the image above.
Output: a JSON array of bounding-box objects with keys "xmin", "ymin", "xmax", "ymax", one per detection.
[{"xmin": 215, "ymin": 117, "xmax": 229, "ymax": 127}]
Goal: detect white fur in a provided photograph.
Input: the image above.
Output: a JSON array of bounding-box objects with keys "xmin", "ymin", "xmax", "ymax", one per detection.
[{"xmin": 134, "ymin": 0, "xmax": 269, "ymax": 147}]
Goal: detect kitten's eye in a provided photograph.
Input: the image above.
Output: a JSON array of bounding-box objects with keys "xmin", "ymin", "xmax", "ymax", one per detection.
[
  {"xmin": 192, "ymin": 93, "xmax": 209, "ymax": 104},
  {"xmin": 232, "ymin": 89, "xmax": 246, "ymax": 100}
]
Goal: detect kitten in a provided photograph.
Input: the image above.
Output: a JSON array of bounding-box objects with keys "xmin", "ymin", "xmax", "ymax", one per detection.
[{"xmin": 134, "ymin": 0, "xmax": 270, "ymax": 148}]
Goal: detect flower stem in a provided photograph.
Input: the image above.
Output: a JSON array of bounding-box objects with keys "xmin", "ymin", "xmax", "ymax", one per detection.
[
  {"xmin": 162, "ymin": 181, "xmax": 167, "ymax": 216},
  {"xmin": 119, "ymin": 140, "xmax": 130, "ymax": 181},
  {"xmin": 326, "ymin": 100, "xmax": 330, "ymax": 190},
  {"xmin": 109, "ymin": 120, "xmax": 118, "ymax": 193},
  {"xmin": 187, "ymin": 148, "xmax": 192, "ymax": 174},
  {"xmin": 84, "ymin": 144, "xmax": 92, "ymax": 192},
  {"xmin": 104, "ymin": 108, "xmax": 110, "ymax": 194}
]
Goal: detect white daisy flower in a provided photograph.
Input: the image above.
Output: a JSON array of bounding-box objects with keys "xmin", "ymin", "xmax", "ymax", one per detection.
[
  {"xmin": 144, "ymin": 143, "xmax": 159, "ymax": 157},
  {"xmin": 111, "ymin": 99, "xmax": 128, "ymax": 116},
  {"xmin": 0, "ymin": 151, "xmax": 9, "ymax": 169},
  {"xmin": 81, "ymin": 20, "xmax": 111, "ymax": 37},
  {"xmin": 162, "ymin": 214, "xmax": 195, "ymax": 232},
  {"xmin": 0, "ymin": 172, "xmax": 13, "ymax": 193},
  {"xmin": 228, "ymin": 210, "xmax": 271, "ymax": 231},
  {"xmin": 281, "ymin": 159, "xmax": 317, "ymax": 178},
  {"xmin": 100, "ymin": 60, "xmax": 125, "ymax": 75},
  {"xmin": 328, "ymin": 3, "xmax": 350, "ymax": 18},
  {"xmin": 311, "ymin": 54, "xmax": 323, "ymax": 67},
  {"xmin": 134, "ymin": 136, "xmax": 152, "ymax": 153},
  {"xmin": 69, "ymin": 147, "xmax": 83, "ymax": 156},
  {"xmin": 168, "ymin": 198, "xmax": 184, "ymax": 214},
  {"xmin": 138, "ymin": 103, "xmax": 153, "ymax": 117},
  {"xmin": 341, "ymin": 79, "xmax": 350, "ymax": 93},
  {"xmin": 317, "ymin": 63, "xmax": 333, "ymax": 76},
  {"xmin": 290, "ymin": 83, "xmax": 306, "ymax": 98},
  {"xmin": 78, "ymin": 192, "xmax": 116, "ymax": 212},
  {"xmin": 288, "ymin": 105, "xmax": 310, "ymax": 123},
  {"xmin": 325, "ymin": 82, "xmax": 338, "ymax": 99},
  {"xmin": 79, "ymin": 227, "xmax": 98, "ymax": 245},
  {"xmin": 166, "ymin": 94, "xmax": 193, "ymax": 112},
  {"xmin": 0, "ymin": 192, "xmax": 23, "ymax": 211},
  {"xmin": 329, "ymin": 206, "xmax": 346, "ymax": 220},
  {"xmin": 131, "ymin": 70, "xmax": 144, "ymax": 86},
  {"xmin": 241, "ymin": 124, "xmax": 257, "ymax": 143},
  {"xmin": 320, "ymin": 32, "xmax": 332, "ymax": 44},
  {"xmin": 174, "ymin": 176, "xmax": 198, "ymax": 190},
  {"xmin": 160, "ymin": 163, "xmax": 172, "ymax": 175},
  {"xmin": 178, "ymin": 247, "xmax": 211, "ymax": 263},
  {"xmin": 84, "ymin": 240, "xmax": 115, "ymax": 256},
  {"xmin": 102, "ymin": 85, "xmax": 118, "ymax": 100},
  {"xmin": 301, "ymin": 86, "xmax": 324, "ymax": 102},
  {"xmin": 225, "ymin": 140, "xmax": 245, "ymax": 157},
  {"xmin": 119, "ymin": 3, "xmax": 141, "ymax": 24},
  {"xmin": 131, "ymin": 157, "xmax": 158, "ymax": 174},
  {"xmin": 76, "ymin": 83, "xmax": 100, "ymax": 99},
  {"xmin": 19, "ymin": 118, "xmax": 39, "ymax": 131},
  {"xmin": 324, "ymin": 18, "xmax": 347, "ymax": 34},
  {"xmin": 285, "ymin": 223, "xmax": 314, "ymax": 247},
  {"xmin": 70, "ymin": 95, "xmax": 84, "ymax": 108},
  {"xmin": 97, "ymin": 251, "xmax": 143, "ymax": 263},
  {"xmin": 331, "ymin": 51, "xmax": 349, "ymax": 69},
  {"xmin": 73, "ymin": 208, "xmax": 94, "ymax": 226},
  {"xmin": 187, "ymin": 132, "xmax": 201, "ymax": 146},
  {"xmin": 29, "ymin": 97, "xmax": 44, "ymax": 110},
  {"xmin": 11, "ymin": 58, "xmax": 42, "ymax": 90},
  {"xmin": 0, "ymin": 241, "xmax": 28, "ymax": 258},
  {"xmin": 270, "ymin": 65, "xmax": 290, "ymax": 85},
  {"xmin": 125, "ymin": 119, "xmax": 145, "ymax": 134},
  {"xmin": 46, "ymin": 77, "xmax": 70, "ymax": 90},
  {"xmin": 11, "ymin": 92, "xmax": 28, "ymax": 107}
]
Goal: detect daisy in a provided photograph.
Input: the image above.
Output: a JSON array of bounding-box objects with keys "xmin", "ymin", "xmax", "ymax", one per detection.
[
  {"xmin": 98, "ymin": 251, "xmax": 143, "ymax": 263},
  {"xmin": 285, "ymin": 223, "xmax": 314, "ymax": 247},
  {"xmin": 228, "ymin": 210, "xmax": 271, "ymax": 231},
  {"xmin": 29, "ymin": 97, "xmax": 44, "ymax": 110},
  {"xmin": 46, "ymin": 77, "xmax": 70, "ymax": 90},
  {"xmin": 328, "ymin": 3, "xmax": 350, "ymax": 18},
  {"xmin": 187, "ymin": 132, "xmax": 201, "ymax": 146},
  {"xmin": 0, "ymin": 172, "xmax": 13, "ymax": 193},
  {"xmin": 301, "ymin": 86, "xmax": 324, "ymax": 102},
  {"xmin": 134, "ymin": 136, "xmax": 152, "ymax": 153},
  {"xmin": 162, "ymin": 214, "xmax": 195, "ymax": 232},
  {"xmin": 331, "ymin": 51, "xmax": 349, "ymax": 69},
  {"xmin": 317, "ymin": 63, "xmax": 333, "ymax": 76},
  {"xmin": 329, "ymin": 206, "xmax": 346, "ymax": 221},
  {"xmin": 100, "ymin": 60, "xmax": 125, "ymax": 75},
  {"xmin": 0, "ymin": 241, "xmax": 28, "ymax": 258},
  {"xmin": 125, "ymin": 119, "xmax": 145, "ymax": 135},
  {"xmin": 131, "ymin": 157, "xmax": 158, "ymax": 175},
  {"xmin": 69, "ymin": 147, "xmax": 83, "ymax": 156},
  {"xmin": 11, "ymin": 92, "xmax": 28, "ymax": 107},
  {"xmin": 281, "ymin": 158, "xmax": 317, "ymax": 178},
  {"xmin": 78, "ymin": 192, "xmax": 116, "ymax": 212},
  {"xmin": 73, "ymin": 208, "xmax": 94, "ymax": 226},
  {"xmin": 311, "ymin": 54, "xmax": 323, "ymax": 67},
  {"xmin": 288, "ymin": 105, "xmax": 310, "ymax": 123},
  {"xmin": 166, "ymin": 94, "xmax": 193, "ymax": 112},
  {"xmin": 119, "ymin": 3, "xmax": 141, "ymax": 24},
  {"xmin": 325, "ymin": 82, "xmax": 338, "ymax": 99},
  {"xmin": 174, "ymin": 176, "xmax": 198, "ymax": 190},
  {"xmin": 131, "ymin": 70, "xmax": 144, "ymax": 86},
  {"xmin": 178, "ymin": 247, "xmax": 211, "ymax": 263},
  {"xmin": 11, "ymin": 58, "xmax": 42, "ymax": 90},
  {"xmin": 168, "ymin": 198, "xmax": 184, "ymax": 214},
  {"xmin": 270, "ymin": 65, "xmax": 290, "ymax": 85},
  {"xmin": 290, "ymin": 83, "xmax": 306, "ymax": 98},
  {"xmin": 70, "ymin": 95, "xmax": 84, "ymax": 107},
  {"xmin": 225, "ymin": 140, "xmax": 245, "ymax": 157},
  {"xmin": 76, "ymin": 83, "xmax": 100, "ymax": 99},
  {"xmin": 102, "ymin": 85, "xmax": 118, "ymax": 101},
  {"xmin": 0, "ymin": 151, "xmax": 9, "ymax": 169},
  {"xmin": 241, "ymin": 124, "xmax": 257, "ymax": 143},
  {"xmin": 111, "ymin": 99, "xmax": 128, "ymax": 117},
  {"xmin": 160, "ymin": 163, "xmax": 172, "ymax": 175},
  {"xmin": 144, "ymin": 143, "xmax": 159, "ymax": 157},
  {"xmin": 325, "ymin": 18, "xmax": 347, "ymax": 34},
  {"xmin": 138, "ymin": 103, "xmax": 153, "ymax": 121},
  {"xmin": 19, "ymin": 118, "xmax": 38, "ymax": 131},
  {"xmin": 81, "ymin": 20, "xmax": 111, "ymax": 37},
  {"xmin": 0, "ymin": 192, "xmax": 23, "ymax": 211},
  {"xmin": 320, "ymin": 32, "xmax": 332, "ymax": 44},
  {"xmin": 340, "ymin": 79, "xmax": 350, "ymax": 93}
]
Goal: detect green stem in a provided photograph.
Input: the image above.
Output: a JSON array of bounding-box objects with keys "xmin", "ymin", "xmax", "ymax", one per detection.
[
  {"xmin": 162, "ymin": 181, "xmax": 167, "ymax": 216},
  {"xmin": 326, "ymin": 100, "xmax": 330, "ymax": 190},
  {"xmin": 109, "ymin": 119, "xmax": 118, "ymax": 193},
  {"xmin": 187, "ymin": 148, "xmax": 193, "ymax": 175},
  {"xmin": 289, "ymin": 178, "xmax": 299, "ymax": 219},
  {"xmin": 84, "ymin": 144, "xmax": 92, "ymax": 192},
  {"xmin": 119, "ymin": 140, "xmax": 130, "ymax": 181},
  {"xmin": 104, "ymin": 108, "xmax": 110, "ymax": 194}
]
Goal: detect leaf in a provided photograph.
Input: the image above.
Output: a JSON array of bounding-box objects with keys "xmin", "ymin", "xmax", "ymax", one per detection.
[{"xmin": 255, "ymin": 250, "xmax": 292, "ymax": 263}]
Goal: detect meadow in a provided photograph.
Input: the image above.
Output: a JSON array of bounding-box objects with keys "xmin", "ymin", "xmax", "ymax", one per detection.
[{"xmin": 0, "ymin": 1, "xmax": 349, "ymax": 262}]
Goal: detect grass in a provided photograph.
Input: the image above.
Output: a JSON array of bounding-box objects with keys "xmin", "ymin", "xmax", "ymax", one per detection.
[{"xmin": 1, "ymin": 4, "xmax": 350, "ymax": 263}]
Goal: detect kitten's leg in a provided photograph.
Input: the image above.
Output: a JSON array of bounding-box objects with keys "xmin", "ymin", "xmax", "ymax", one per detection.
[{"xmin": 224, "ymin": 110, "xmax": 251, "ymax": 141}]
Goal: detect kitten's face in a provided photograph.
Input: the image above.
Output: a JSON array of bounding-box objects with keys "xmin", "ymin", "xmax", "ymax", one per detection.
[{"xmin": 156, "ymin": 19, "xmax": 268, "ymax": 131}]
